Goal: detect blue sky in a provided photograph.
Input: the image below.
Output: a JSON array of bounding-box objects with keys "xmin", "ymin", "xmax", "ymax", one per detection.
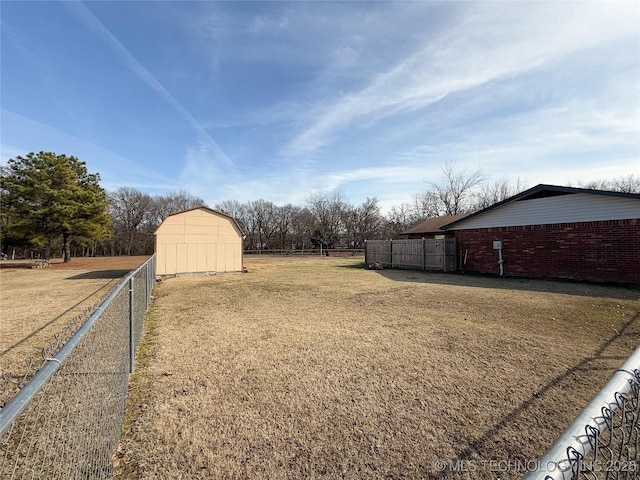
[{"xmin": 2, "ymin": 1, "xmax": 639, "ymax": 211}]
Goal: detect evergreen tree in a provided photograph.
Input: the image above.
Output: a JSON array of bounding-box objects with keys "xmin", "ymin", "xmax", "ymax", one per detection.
[{"xmin": 0, "ymin": 152, "xmax": 111, "ymax": 262}]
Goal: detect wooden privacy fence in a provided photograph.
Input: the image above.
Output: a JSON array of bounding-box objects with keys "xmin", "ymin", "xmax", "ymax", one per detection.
[{"xmin": 364, "ymin": 238, "xmax": 456, "ymax": 272}]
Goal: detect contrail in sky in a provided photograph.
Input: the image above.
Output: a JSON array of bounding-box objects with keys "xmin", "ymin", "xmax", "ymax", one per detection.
[{"xmin": 63, "ymin": 1, "xmax": 239, "ymax": 175}]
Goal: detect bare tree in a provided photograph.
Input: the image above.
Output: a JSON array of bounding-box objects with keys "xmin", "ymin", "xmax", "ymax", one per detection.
[
  {"xmin": 251, "ymin": 199, "xmax": 277, "ymax": 250},
  {"xmin": 383, "ymin": 203, "xmax": 420, "ymax": 238},
  {"xmin": 306, "ymin": 190, "xmax": 347, "ymax": 250},
  {"xmin": 108, "ymin": 187, "xmax": 153, "ymax": 255},
  {"xmin": 215, "ymin": 200, "xmax": 246, "ymax": 221},
  {"xmin": 473, "ymin": 177, "xmax": 528, "ymax": 211},
  {"xmin": 343, "ymin": 198, "xmax": 384, "ymax": 248},
  {"xmin": 612, "ymin": 174, "xmax": 640, "ymax": 193},
  {"xmin": 105, "ymin": 188, "xmax": 204, "ymax": 256},
  {"xmin": 426, "ymin": 159, "xmax": 486, "ymax": 215},
  {"xmin": 148, "ymin": 190, "xmax": 205, "ymax": 228},
  {"xmin": 291, "ymin": 207, "xmax": 316, "ymax": 250},
  {"xmin": 580, "ymin": 174, "xmax": 640, "ymax": 194},
  {"xmin": 341, "ymin": 202, "xmax": 358, "ymax": 248},
  {"xmin": 240, "ymin": 203, "xmax": 260, "ymax": 249},
  {"xmin": 273, "ymin": 204, "xmax": 297, "ymax": 249},
  {"xmin": 410, "ymin": 190, "xmax": 442, "ymax": 218}
]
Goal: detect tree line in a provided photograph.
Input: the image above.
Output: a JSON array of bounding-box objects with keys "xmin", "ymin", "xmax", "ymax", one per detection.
[
  {"xmin": 0, "ymin": 153, "xmax": 204, "ymax": 260},
  {"xmin": 1, "ymin": 153, "xmax": 637, "ymax": 261}
]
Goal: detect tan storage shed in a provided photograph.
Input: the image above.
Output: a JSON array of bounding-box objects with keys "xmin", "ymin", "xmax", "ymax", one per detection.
[{"xmin": 155, "ymin": 206, "xmax": 245, "ymax": 277}]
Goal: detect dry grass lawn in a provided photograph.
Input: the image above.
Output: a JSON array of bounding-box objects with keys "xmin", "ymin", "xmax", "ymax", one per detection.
[
  {"xmin": 116, "ymin": 255, "xmax": 640, "ymax": 479},
  {"xmin": 0, "ymin": 256, "xmax": 149, "ymax": 405}
]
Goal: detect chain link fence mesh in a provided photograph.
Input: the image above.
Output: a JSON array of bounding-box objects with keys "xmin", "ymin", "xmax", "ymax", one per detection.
[
  {"xmin": 525, "ymin": 351, "xmax": 640, "ymax": 480},
  {"xmin": 567, "ymin": 370, "xmax": 640, "ymax": 480},
  {"xmin": 0, "ymin": 256, "xmax": 155, "ymax": 479},
  {"xmin": 0, "ymin": 296, "xmax": 110, "ymax": 411}
]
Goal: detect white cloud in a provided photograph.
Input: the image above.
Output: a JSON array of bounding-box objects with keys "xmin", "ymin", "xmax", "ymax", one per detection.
[
  {"xmin": 167, "ymin": 1, "xmax": 640, "ymax": 209},
  {"xmin": 7, "ymin": 1, "xmax": 635, "ymax": 212},
  {"xmin": 283, "ymin": 2, "xmax": 639, "ymax": 157}
]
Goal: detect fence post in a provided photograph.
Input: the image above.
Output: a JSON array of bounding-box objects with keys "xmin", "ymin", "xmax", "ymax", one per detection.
[
  {"xmin": 364, "ymin": 239, "xmax": 368, "ymax": 265},
  {"xmin": 144, "ymin": 263, "xmax": 148, "ymax": 311},
  {"xmin": 146, "ymin": 261, "xmax": 151, "ymax": 310},
  {"xmin": 442, "ymin": 240, "xmax": 446, "ymax": 272},
  {"xmin": 129, "ymin": 276, "xmax": 134, "ymax": 374}
]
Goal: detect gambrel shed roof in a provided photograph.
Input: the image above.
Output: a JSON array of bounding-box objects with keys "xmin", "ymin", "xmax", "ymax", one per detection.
[{"xmin": 154, "ymin": 206, "xmax": 245, "ymax": 237}]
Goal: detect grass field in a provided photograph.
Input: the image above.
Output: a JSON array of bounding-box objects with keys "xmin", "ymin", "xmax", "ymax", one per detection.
[
  {"xmin": 0, "ymin": 256, "xmax": 149, "ymax": 405},
  {"xmin": 115, "ymin": 255, "xmax": 640, "ymax": 480}
]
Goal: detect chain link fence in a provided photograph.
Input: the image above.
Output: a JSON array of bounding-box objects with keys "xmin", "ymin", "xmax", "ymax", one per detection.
[
  {"xmin": 1, "ymin": 295, "xmax": 112, "ymax": 411},
  {"xmin": 0, "ymin": 255, "xmax": 155, "ymax": 479},
  {"xmin": 525, "ymin": 346, "xmax": 640, "ymax": 480}
]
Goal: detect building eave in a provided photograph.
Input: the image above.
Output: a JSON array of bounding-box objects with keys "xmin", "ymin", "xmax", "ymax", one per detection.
[{"xmin": 441, "ymin": 184, "xmax": 640, "ymax": 230}]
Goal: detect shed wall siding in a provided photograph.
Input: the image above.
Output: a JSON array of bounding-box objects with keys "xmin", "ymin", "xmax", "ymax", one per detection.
[
  {"xmin": 454, "ymin": 219, "xmax": 640, "ymax": 284},
  {"xmin": 155, "ymin": 208, "xmax": 243, "ymax": 276},
  {"xmin": 449, "ymin": 194, "xmax": 640, "ymax": 230}
]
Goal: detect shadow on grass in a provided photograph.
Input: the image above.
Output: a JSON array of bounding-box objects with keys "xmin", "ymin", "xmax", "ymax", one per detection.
[
  {"xmin": 0, "ymin": 278, "xmax": 119, "ymax": 358},
  {"xmin": 338, "ymin": 261, "xmax": 367, "ymax": 269},
  {"xmin": 67, "ymin": 269, "xmax": 131, "ymax": 280},
  {"xmin": 429, "ymin": 310, "xmax": 640, "ymax": 479},
  {"xmin": 344, "ymin": 264, "xmax": 639, "ymax": 301}
]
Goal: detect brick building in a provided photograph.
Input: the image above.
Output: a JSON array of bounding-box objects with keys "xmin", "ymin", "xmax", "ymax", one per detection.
[{"xmin": 441, "ymin": 184, "xmax": 640, "ymax": 285}]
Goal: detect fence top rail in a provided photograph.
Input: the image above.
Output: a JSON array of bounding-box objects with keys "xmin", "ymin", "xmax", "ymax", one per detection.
[
  {"xmin": 0, "ymin": 254, "xmax": 156, "ymax": 438},
  {"xmin": 523, "ymin": 343, "xmax": 640, "ymax": 480}
]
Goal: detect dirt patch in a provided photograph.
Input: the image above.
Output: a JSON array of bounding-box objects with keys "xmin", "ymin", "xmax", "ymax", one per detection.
[{"xmin": 116, "ymin": 256, "xmax": 640, "ymax": 479}]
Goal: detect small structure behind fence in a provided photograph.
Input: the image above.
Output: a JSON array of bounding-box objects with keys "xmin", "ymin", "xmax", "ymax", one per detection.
[
  {"xmin": 364, "ymin": 238, "xmax": 456, "ymax": 272},
  {"xmin": 0, "ymin": 255, "xmax": 155, "ymax": 479}
]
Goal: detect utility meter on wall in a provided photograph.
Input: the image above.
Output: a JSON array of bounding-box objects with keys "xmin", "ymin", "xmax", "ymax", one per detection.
[{"xmin": 493, "ymin": 240, "xmax": 503, "ymax": 250}]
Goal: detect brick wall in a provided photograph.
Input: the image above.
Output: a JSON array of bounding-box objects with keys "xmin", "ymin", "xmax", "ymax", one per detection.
[{"xmin": 453, "ymin": 219, "xmax": 640, "ymax": 285}]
